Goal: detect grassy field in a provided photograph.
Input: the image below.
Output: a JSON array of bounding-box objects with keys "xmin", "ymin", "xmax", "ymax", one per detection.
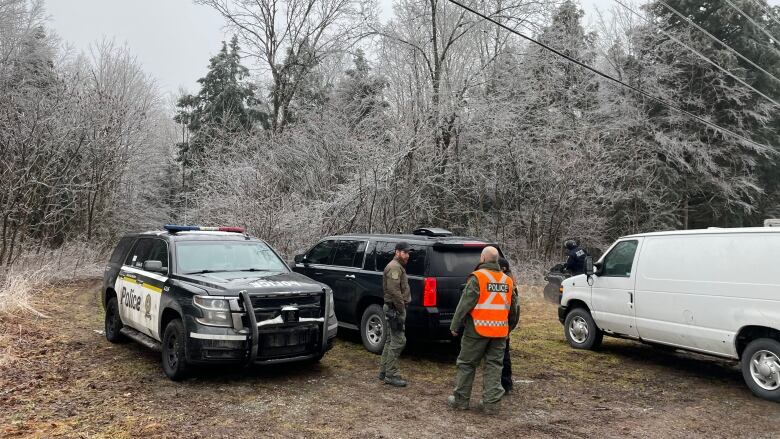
[{"xmin": 0, "ymin": 280, "xmax": 777, "ymax": 438}]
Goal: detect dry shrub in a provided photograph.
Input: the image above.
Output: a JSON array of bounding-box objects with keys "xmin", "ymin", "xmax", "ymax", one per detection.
[{"xmin": 0, "ymin": 241, "xmax": 105, "ymax": 316}]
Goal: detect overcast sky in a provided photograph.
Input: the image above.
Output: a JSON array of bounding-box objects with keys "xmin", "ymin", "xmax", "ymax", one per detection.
[{"xmin": 45, "ymin": 0, "xmax": 779, "ymax": 97}]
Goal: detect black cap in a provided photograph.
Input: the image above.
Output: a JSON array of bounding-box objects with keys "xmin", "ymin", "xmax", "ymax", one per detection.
[
  {"xmin": 395, "ymin": 241, "xmax": 410, "ymax": 252},
  {"xmin": 498, "ymin": 257, "xmax": 511, "ymax": 273}
]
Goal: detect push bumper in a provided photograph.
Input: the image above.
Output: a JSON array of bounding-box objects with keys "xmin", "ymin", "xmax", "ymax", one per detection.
[{"xmin": 184, "ymin": 291, "xmax": 337, "ymax": 365}]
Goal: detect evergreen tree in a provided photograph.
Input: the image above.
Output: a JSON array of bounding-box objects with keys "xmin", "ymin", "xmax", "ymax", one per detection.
[
  {"xmin": 174, "ymin": 36, "xmax": 263, "ymax": 167},
  {"xmin": 334, "ymin": 49, "xmax": 388, "ymax": 130},
  {"xmin": 642, "ymin": 0, "xmax": 780, "ymax": 227}
]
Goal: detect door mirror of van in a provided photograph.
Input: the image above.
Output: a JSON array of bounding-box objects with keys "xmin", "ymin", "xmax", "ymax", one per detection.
[
  {"xmin": 143, "ymin": 260, "xmax": 164, "ymax": 273},
  {"xmin": 585, "ymin": 256, "xmax": 594, "ymax": 276},
  {"xmin": 294, "ymin": 254, "xmax": 306, "ymax": 264}
]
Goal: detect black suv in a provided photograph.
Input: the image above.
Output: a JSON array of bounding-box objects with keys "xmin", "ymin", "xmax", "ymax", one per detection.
[
  {"xmin": 101, "ymin": 225, "xmax": 337, "ymax": 380},
  {"xmin": 292, "ymin": 228, "xmax": 500, "ymax": 353}
]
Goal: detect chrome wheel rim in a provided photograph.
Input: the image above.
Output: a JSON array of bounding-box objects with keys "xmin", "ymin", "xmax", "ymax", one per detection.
[
  {"xmin": 569, "ymin": 316, "xmax": 589, "ymax": 344},
  {"xmin": 367, "ymin": 314, "xmax": 383, "ymax": 345},
  {"xmin": 750, "ymin": 350, "xmax": 780, "ymax": 391}
]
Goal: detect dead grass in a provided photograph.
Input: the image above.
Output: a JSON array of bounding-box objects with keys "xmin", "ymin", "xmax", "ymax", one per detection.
[
  {"xmin": 2, "ymin": 280, "xmax": 779, "ymax": 438},
  {"xmin": 0, "ymin": 241, "xmax": 105, "ymax": 316}
]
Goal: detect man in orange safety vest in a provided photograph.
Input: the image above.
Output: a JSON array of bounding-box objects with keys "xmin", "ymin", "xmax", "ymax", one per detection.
[{"xmin": 447, "ymin": 246, "xmax": 519, "ymax": 413}]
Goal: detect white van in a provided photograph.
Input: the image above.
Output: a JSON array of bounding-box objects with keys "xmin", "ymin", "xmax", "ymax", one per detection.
[{"xmin": 558, "ymin": 227, "xmax": 780, "ymax": 402}]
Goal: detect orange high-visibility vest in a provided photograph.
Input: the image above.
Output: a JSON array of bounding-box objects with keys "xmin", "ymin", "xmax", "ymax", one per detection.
[{"xmin": 469, "ymin": 269, "xmax": 514, "ymax": 338}]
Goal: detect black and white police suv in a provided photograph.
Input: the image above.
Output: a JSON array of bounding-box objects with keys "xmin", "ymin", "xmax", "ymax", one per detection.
[{"xmin": 101, "ymin": 225, "xmax": 337, "ymax": 380}]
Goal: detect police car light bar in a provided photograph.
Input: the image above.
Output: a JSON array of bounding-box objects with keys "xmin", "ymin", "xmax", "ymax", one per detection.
[{"xmin": 164, "ymin": 224, "xmax": 245, "ymax": 233}]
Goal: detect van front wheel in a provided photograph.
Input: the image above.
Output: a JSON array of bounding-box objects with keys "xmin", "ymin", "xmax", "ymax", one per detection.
[
  {"xmin": 741, "ymin": 338, "xmax": 780, "ymax": 402},
  {"xmin": 564, "ymin": 308, "xmax": 602, "ymax": 350}
]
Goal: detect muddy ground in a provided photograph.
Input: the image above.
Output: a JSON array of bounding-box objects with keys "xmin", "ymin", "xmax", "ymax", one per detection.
[{"xmin": 0, "ymin": 279, "xmax": 778, "ymax": 438}]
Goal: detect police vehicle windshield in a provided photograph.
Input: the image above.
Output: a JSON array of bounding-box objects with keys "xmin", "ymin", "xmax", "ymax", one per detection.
[{"xmin": 177, "ymin": 242, "xmax": 288, "ymax": 274}]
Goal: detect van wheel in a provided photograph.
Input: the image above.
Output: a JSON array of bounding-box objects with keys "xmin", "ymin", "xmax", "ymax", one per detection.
[
  {"xmin": 741, "ymin": 338, "xmax": 780, "ymax": 402},
  {"xmin": 564, "ymin": 308, "xmax": 602, "ymax": 350},
  {"xmin": 161, "ymin": 318, "xmax": 188, "ymax": 381},
  {"xmin": 105, "ymin": 297, "xmax": 126, "ymax": 343},
  {"xmin": 360, "ymin": 304, "xmax": 387, "ymax": 354}
]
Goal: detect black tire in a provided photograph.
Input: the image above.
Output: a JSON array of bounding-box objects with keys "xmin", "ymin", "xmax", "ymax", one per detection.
[
  {"xmin": 563, "ymin": 307, "xmax": 603, "ymax": 350},
  {"xmin": 104, "ymin": 297, "xmax": 126, "ymax": 343},
  {"xmin": 360, "ymin": 304, "xmax": 387, "ymax": 354},
  {"xmin": 740, "ymin": 338, "xmax": 780, "ymax": 402},
  {"xmin": 161, "ymin": 319, "xmax": 188, "ymax": 381},
  {"xmin": 304, "ymin": 352, "xmax": 326, "ymax": 365}
]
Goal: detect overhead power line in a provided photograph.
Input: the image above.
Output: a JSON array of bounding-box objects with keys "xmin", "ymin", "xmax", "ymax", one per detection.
[
  {"xmin": 749, "ymin": 0, "xmax": 780, "ymax": 31},
  {"xmin": 445, "ymin": 0, "xmax": 773, "ymax": 153},
  {"xmin": 724, "ymin": 0, "xmax": 780, "ymax": 45},
  {"xmin": 657, "ymin": 0, "xmax": 780, "ymax": 88},
  {"xmin": 615, "ymin": 0, "xmax": 780, "ymax": 108}
]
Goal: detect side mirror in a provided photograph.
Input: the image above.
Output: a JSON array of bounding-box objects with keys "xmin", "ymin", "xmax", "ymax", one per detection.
[
  {"xmin": 143, "ymin": 260, "xmax": 165, "ymax": 273},
  {"xmin": 294, "ymin": 254, "xmax": 306, "ymax": 264},
  {"xmin": 585, "ymin": 256, "xmax": 594, "ymax": 276}
]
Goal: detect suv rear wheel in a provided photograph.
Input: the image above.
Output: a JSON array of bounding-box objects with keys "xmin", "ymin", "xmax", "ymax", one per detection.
[
  {"xmin": 105, "ymin": 297, "xmax": 125, "ymax": 343},
  {"xmin": 161, "ymin": 318, "xmax": 188, "ymax": 380},
  {"xmin": 563, "ymin": 307, "xmax": 603, "ymax": 350},
  {"xmin": 360, "ymin": 304, "xmax": 387, "ymax": 354},
  {"xmin": 741, "ymin": 338, "xmax": 780, "ymax": 402}
]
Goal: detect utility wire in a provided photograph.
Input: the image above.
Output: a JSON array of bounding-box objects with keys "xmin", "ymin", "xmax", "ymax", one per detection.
[
  {"xmin": 725, "ymin": 0, "xmax": 780, "ymax": 45},
  {"xmin": 657, "ymin": 0, "xmax": 780, "ymax": 87},
  {"xmin": 446, "ymin": 0, "xmax": 773, "ymax": 152},
  {"xmin": 616, "ymin": 0, "xmax": 780, "ymax": 108},
  {"xmin": 749, "ymin": 0, "xmax": 780, "ymax": 31}
]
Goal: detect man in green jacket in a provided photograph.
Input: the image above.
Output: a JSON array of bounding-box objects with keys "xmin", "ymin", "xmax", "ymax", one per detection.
[
  {"xmin": 379, "ymin": 241, "xmax": 411, "ymax": 387},
  {"xmin": 447, "ymin": 246, "xmax": 520, "ymax": 412}
]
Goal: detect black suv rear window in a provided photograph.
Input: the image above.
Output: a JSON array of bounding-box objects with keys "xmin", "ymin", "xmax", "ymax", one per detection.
[{"xmin": 429, "ymin": 248, "xmax": 484, "ymax": 277}]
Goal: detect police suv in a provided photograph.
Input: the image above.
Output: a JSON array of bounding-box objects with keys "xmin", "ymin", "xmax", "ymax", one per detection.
[{"xmin": 102, "ymin": 225, "xmax": 337, "ymax": 380}]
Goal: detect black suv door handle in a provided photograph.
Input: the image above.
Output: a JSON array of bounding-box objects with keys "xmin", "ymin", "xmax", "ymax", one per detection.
[{"xmin": 345, "ymin": 274, "xmax": 355, "ymax": 279}]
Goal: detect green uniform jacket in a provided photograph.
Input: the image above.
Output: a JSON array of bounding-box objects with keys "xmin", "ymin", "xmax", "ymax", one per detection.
[
  {"xmin": 383, "ymin": 258, "xmax": 411, "ymax": 312},
  {"xmin": 450, "ymin": 261, "xmax": 520, "ymax": 338}
]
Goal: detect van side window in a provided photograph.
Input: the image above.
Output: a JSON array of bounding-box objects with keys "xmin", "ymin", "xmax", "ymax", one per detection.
[
  {"xmin": 602, "ymin": 240, "xmax": 639, "ymax": 277},
  {"xmin": 307, "ymin": 240, "xmax": 336, "ymax": 265}
]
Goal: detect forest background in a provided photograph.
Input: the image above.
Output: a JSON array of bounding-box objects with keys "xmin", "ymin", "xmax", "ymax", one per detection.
[{"xmin": 1, "ymin": 0, "xmax": 779, "ymax": 310}]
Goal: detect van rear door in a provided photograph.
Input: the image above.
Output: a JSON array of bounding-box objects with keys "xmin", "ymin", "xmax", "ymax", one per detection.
[{"xmin": 591, "ymin": 239, "xmax": 642, "ymax": 338}]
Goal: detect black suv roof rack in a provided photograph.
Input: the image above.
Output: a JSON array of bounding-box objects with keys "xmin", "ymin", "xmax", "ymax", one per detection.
[{"xmin": 412, "ymin": 227, "xmax": 453, "ymax": 237}]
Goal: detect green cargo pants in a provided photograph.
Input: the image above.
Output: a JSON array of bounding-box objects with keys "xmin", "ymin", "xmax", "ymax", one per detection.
[
  {"xmin": 452, "ymin": 335, "xmax": 507, "ymax": 406},
  {"xmin": 380, "ymin": 304, "xmax": 406, "ymax": 378}
]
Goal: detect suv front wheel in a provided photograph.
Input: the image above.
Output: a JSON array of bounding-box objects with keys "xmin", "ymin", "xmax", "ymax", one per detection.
[
  {"xmin": 360, "ymin": 304, "xmax": 387, "ymax": 354},
  {"xmin": 161, "ymin": 318, "xmax": 189, "ymax": 380}
]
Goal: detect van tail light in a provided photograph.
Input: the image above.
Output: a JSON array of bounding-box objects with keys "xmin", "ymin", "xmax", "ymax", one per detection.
[{"xmin": 423, "ymin": 277, "xmax": 437, "ymax": 307}]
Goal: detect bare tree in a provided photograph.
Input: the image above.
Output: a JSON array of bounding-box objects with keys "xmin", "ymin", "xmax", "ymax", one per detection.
[{"xmin": 196, "ymin": 0, "xmax": 375, "ymax": 132}]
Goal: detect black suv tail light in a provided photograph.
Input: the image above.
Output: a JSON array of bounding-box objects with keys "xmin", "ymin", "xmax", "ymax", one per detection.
[{"xmin": 423, "ymin": 277, "xmax": 437, "ymax": 307}]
